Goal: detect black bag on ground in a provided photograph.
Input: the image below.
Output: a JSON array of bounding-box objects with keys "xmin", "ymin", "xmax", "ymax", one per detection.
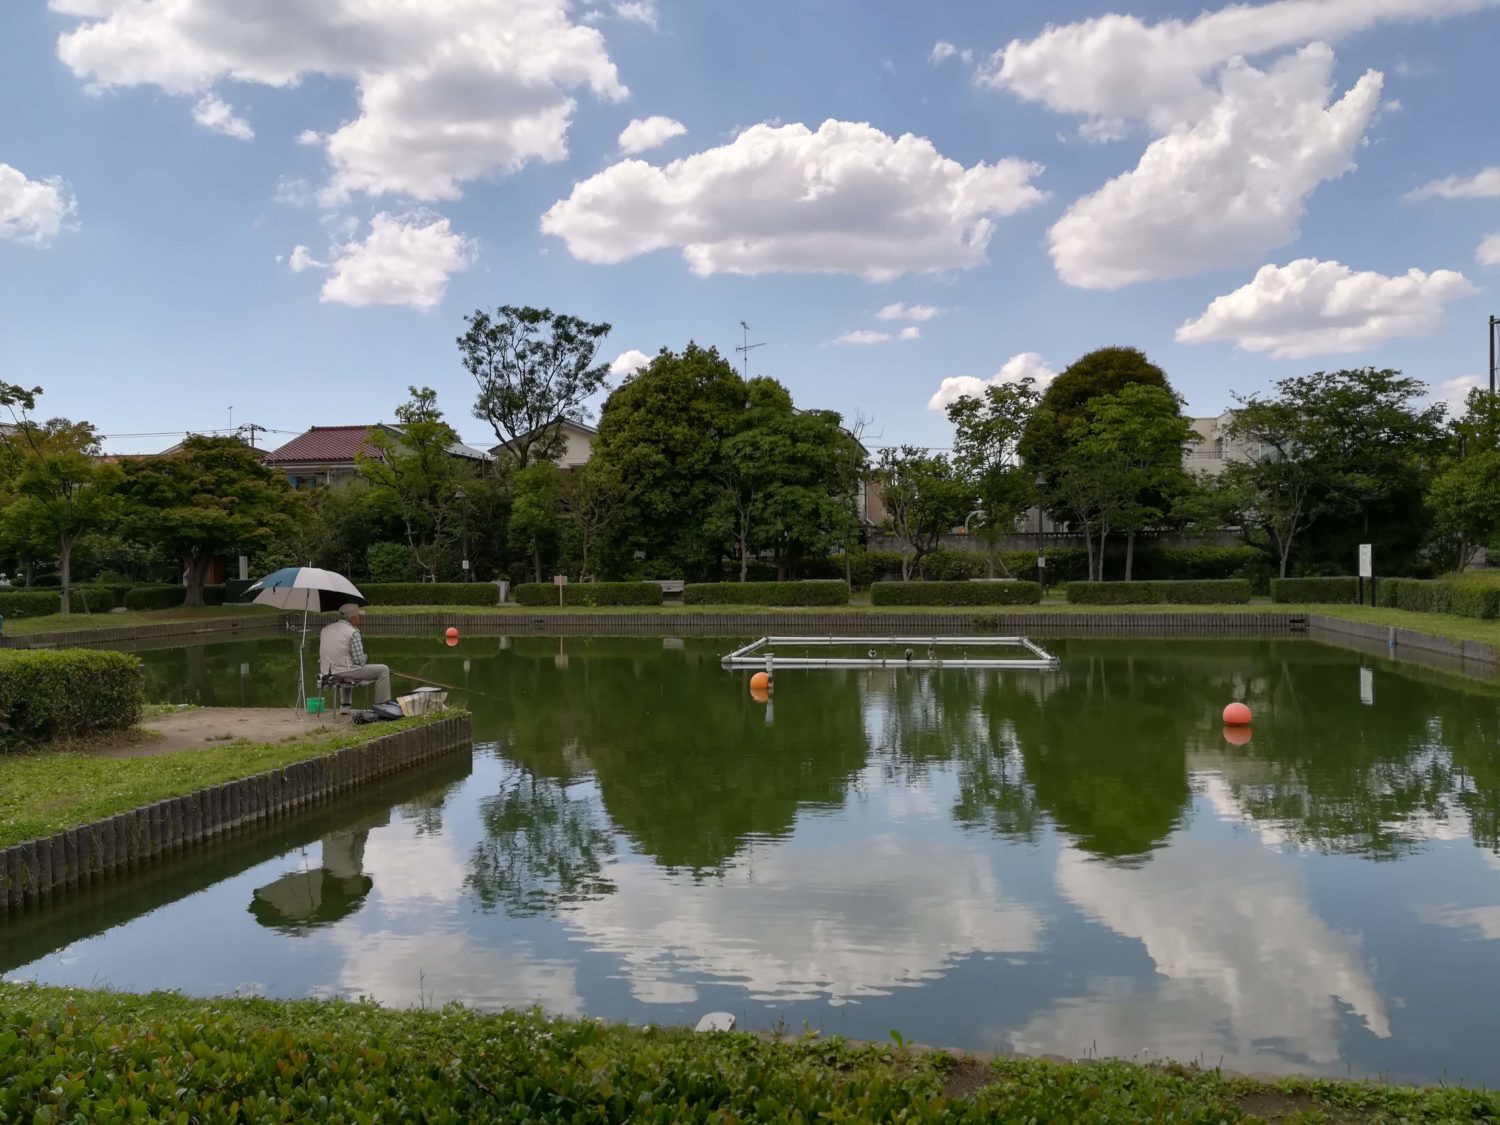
[{"xmin": 352, "ymin": 702, "xmax": 403, "ymax": 724}]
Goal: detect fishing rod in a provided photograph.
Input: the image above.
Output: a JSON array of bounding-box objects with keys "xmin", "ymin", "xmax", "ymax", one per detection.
[{"xmin": 392, "ymin": 669, "xmax": 504, "ymax": 701}]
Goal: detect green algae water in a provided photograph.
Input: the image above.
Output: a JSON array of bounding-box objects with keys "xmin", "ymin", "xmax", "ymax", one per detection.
[{"xmin": 7, "ymin": 633, "xmax": 1500, "ymax": 1085}]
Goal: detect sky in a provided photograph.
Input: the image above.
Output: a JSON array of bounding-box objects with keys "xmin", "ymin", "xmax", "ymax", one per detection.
[{"xmin": 1, "ymin": 0, "xmax": 1497, "ymax": 456}]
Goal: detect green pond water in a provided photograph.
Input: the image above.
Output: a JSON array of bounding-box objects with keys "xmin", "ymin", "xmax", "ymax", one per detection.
[{"xmin": 7, "ymin": 632, "xmax": 1500, "ymax": 1085}]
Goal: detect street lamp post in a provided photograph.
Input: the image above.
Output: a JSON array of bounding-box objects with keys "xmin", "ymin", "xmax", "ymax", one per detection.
[
  {"xmin": 1033, "ymin": 473, "xmax": 1047, "ymax": 593},
  {"xmin": 453, "ymin": 486, "xmax": 469, "ymax": 581}
]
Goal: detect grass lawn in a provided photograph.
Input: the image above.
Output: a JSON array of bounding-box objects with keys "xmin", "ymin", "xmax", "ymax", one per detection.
[
  {"xmin": 0, "ymin": 712, "xmax": 444, "ymax": 849},
  {"xmin": 0, "ymin": 984, "xmax": 1491, "ymax": 1123},
  {"xmin": 2, "ymin": 604, "xmax": 276, "ymax": 636}
]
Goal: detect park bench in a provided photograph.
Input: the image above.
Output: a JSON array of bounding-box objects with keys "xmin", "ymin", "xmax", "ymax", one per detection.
[{"xmin": 652, "ymin": 579, "xmax": 686, "ymax": 599}]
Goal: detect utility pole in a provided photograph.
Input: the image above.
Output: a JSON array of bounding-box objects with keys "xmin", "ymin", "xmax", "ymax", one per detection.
[
  {"xmin": 239, "ymin": 423, "xmax": 266, "ymax": 449},
  {"xmin": 1490, "ymin": 315, "xmax": 1498, "ymax": 395},
  {"xmin": 735, "ymin": 320, "xmax": 766, "ymax": 380}
]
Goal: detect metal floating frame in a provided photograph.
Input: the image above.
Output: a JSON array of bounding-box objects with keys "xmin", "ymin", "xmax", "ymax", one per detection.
[{"xmin": 719, "ymin": 635, "xmax": 1060, "ymax": 671}]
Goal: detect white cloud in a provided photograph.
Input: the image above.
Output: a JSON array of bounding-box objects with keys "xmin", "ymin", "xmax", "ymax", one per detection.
[
  {"xmin": 981, "ymin": 0, "xmax": 1495, "ymax": 131},
  {"xmin": 1407, "ymin": 167, "xmax": 1500, "ymax": 200},
  {"xmin": 541, "ymin": 119, "xmax": 1045, "ymax": 279},
  {"xmin": 52, "ymin": 0, "xmax": 627, "ymax": 202},
  {"xmin": 609, "ymin": 348, "xmax": 652, "ymax": 376},
  {"xmin": 927, "ymin": 352, "xmax": 1058, "ymax": 411},
  {"xmin": 833, "ymin": 330, "xmax": 896, "ymax": 346},
  {"xmin": 1479, "ymin": 234, "xmax": 1500, "ymax": 266},
  {"xmin": 1436, "ymin": 375, "xmax": 1484, "ymax": 416},
  {"xmin": 1176, "ymin": 257, "xmax": 1476, "ymax": 358},
  {"xmin": 191, "ymin": 93, "xmax": 252, "ymax": 140},
  {"xmin": 617, "ymin": 115, "xmax": 686, "ymax": 154},
  {"xmin": 305, "ymin": 213, "xmax": 473, "ymax": 310},
  {"xmin": 930, "ymin": 41, "xmax": 958, "ymax": 64},
  {"xmin": 614, "ymin": 1, "xmax": 657, "ymax": 26},
  {"xmin": 876, "ymin": 302, "xmax": 941, "ymax": 321},
  {"xmin": 0, "ymin": 162, "xmax": 76, "ymax": 246},
  {"xmin": 898, "ymin": 326, "xmax": 921, "ymax": 340},
  {"xmin": 1050, "ymin": 46, "xmax": 1380, "ymax": 290},
  {"xmin": 287, "ymin": 244, "xmax": 322, "ymax": 272},
  {"xmin": 1011, "ymin": 839, "xmax": 1389, "ymax": 1072}
]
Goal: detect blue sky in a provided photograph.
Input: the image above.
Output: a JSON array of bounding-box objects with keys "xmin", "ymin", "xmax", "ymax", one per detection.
[{"xmin": 1, "ymin": 0, "xmax": 1497, "ymax": 455}]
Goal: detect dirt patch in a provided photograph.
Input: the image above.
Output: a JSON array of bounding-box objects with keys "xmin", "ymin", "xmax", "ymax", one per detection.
[
  {"xmin": 90, "ymin": 708, "xmax": 351, "ymax": 758},
  {"xmin": 942, "ymin": 1058, "xmax": 998, "ymax": 1100},
  {"xmin": 1234, "ymin": 1091, "xmax": 1365, "ymax": 1122}
]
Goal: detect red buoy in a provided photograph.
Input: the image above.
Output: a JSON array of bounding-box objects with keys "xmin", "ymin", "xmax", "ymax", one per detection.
[
  {"xmin": 1223, "ymin": 725, "xmax": 1252, "ymax": 746},
  {"xmin": 445, "ymin": 626, "xmax": 459, "ymax": 640},
  {"xmin": 1223, "ymin": 701, "xmax": 1252, "ymax": 727}
]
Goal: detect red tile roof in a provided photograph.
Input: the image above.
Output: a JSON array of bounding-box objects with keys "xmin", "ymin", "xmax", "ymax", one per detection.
[{"xmin": 264, "ymin": 426, "xmax": 390, "ymax": 464}]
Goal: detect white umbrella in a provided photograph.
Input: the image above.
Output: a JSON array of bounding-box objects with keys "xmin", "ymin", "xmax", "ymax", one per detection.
[{"xmin": 245, "ymin": 567, "xmax": 367, "ymax": 710}]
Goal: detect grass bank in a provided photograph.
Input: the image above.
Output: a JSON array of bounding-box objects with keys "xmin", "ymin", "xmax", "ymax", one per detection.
[
  {"xmin": 0, "ymin": 712, "xmax": 445, "ymax": 849},
  {"xmin": 2, "ymin": 604, "xmax": 275, "ymax": 636},
  {"xmin": 0, "ymin": 984, "xmax": 1490, "ymax": 1123}
]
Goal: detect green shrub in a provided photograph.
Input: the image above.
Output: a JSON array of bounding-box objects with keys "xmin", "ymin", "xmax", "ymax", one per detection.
[
  {"xmin": 683, "ymin": 581, "xmax": 849, "ymax": 606},
  {"xmin": 1066, "ymin": 579, "xmax": 1252, "ymax": 605},
  {"xmin": 1377, "ymin": 578, "xmax": 1500, "ymax": 618},
  {"xmin": 1131, "ymin": 546, "xmax": 1265, "ymax": 581},
  {"xmin": 0, "ymin": 649, "xmax": 144, "ymax": 748},
  {"xmin": 0, "ymin": 590, "xmax": 65, "ymax": 620},
  {"xmin": 998, "ymin": 548, "xmax": 1091, "ymax": 584},
  {"xmin": 918, "ymin": 549, "xmax": 988, "ymax": 581},
  {"xmin": 359, "ymin": 582, "xmax": 499, "ymax": 606},
  {"xmin": 514, "ymin": 582, "xmax": 664, "ymax": 607},
  {"xmin": 1271, "ymin": 577, "xmax": 1361, "ymax": 604},
  {"xmin": 366, "ymin": 541, "xmax": 412, "ymax": 582},
  {"xmin": 871, "ymin": 580, "xmax": 1042, "ymax": 606},
  {"xmin": 122, "ymin": 585, "xmax": 187, "ymax": 610}
]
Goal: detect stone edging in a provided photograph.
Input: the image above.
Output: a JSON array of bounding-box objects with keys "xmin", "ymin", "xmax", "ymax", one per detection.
[
  {"xmin": 1308, "ymin": 613, "xmax": 1500, "ymax": 667},
  {"xmin": 353, "ymin": 610, "xmax": 1306, "ymax": 635},
  {"xmin": 0, "ymin": 714, "xmax": 473, "ymax": 914}
]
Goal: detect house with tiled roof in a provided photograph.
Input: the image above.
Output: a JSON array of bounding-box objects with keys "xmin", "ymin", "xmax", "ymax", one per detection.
[
  {"xmin": 264, "ymin": 425, "xmax": 492, "ymax": 489},
  {"xmin": 488, "ymin": 418, "xmax": 597, "ymax": 470}
]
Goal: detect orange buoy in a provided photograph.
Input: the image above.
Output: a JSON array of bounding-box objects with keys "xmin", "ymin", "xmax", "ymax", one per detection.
[
  {"xmin": 445, "ymin": 627, "xmax": 459, "ymax": 640},
  {"xmin": 1223, "ymin": 701, "xmax": 1252, "ymax": 727},
  {"xmin": 445, "ymin": 637, "xmax": 459, "ymax": 648},
  {"xmin": 750, "ymin": 671, "xmax": 771, "ymax": 695},
  {"xmin": 1223, "ymin": 725, "xmax": 1252, "ymax": 746},
  {"xmin": 750, "ymin": 682, "xmax": 771, "ymax": 703}
]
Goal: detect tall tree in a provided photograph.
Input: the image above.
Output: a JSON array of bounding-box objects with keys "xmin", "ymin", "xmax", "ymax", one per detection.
[
  {"xmin": 510, "ymin": 461, "xmax": 563, "ymax": 582},
  {"xmin": 875, "ymin": 447, "xmax": 972, "ymax": 581},
  {"xmin": 461, "ymin": 306, "xmax": 613, "ymax": 468},
  {"xmin": 1225, "ymin": 368, "xmax": 1443, "ymax": 577},
  {"xmin": 1070, "ymin": 384, "xmax": 1195, "ymax": 580},
  {"xmin": 1018, "ymin": 346, "xmax": 1170, "ymax": 473},
  {"xmin": 561, "ymin": 458, "xmax": 629, "ymax": 581},
  {"xmin": 120, "ymin": 435, "xmax": 299, "ymax": 606},
  {"xmin": 590, "ymin": 344, "xmax": 748, "ymax": 577},
  {"xmin": 946, "ymin": 378, "xmax": 1039, "ymax": 578},
  {"xmin": 1429, "ymin": 388, "xmax": 1500, "ymax": 571},
  {"xmin": 0, "ymin": 418, "xmax": 118, "ymax": 615},
  {"xmin": 358, "ymin": 387, "xmax": 462, "ymax": 582}
]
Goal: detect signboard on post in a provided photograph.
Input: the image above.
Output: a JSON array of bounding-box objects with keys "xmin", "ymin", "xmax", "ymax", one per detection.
[
  {"xmin": 553, "ymin": 574, "xmax": 568, "ymax": 607},
  {"xmin": 1358, "ymin": 544, "xmax": 1372, "ymax": 578}
]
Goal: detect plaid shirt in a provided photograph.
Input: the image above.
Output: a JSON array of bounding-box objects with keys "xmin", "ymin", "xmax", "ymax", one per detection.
[{"xmin": 348, "ymin": 627, "xmax": 367, "ymax": 667}]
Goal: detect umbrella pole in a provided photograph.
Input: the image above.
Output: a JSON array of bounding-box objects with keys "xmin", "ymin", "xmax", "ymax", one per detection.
[{"xmin": 297, "ymin": 604, "xmax": 309, "ymax": 714}]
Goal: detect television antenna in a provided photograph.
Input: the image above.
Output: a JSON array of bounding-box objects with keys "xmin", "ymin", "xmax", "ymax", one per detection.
[{"xmin": 736, "ymin": 320, "xmax": 766, "ymax": 379}]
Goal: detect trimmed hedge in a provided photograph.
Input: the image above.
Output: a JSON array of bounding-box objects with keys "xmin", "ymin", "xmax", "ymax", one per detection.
[
  {"xmin": 122, "ymin": 585, "xmax": 186, "ymax": 610},
  {"xmin": 0, "ymin": 590, "xmax": 65, "ymax": 620},
  {"xmin": 1377, "ymin": 578, "xmax": 1500, "ymax": 619},
  {"xmin": 870, "ymin": 580, "xmax": 1042, "ymax": 606},
  {"xmin": 684, "ymin": 581, "xmax": 850, "ymax": 606},
  {"xmin": 360, "ymin": 582, "xmax": 499, "ymax": 607},
  {"xmin": 1271, "ymin": 576, "xmax": 1360, "ymax": 604},
  {"xmin": 515, "ymin": 582, "xmax": 664, "ymax": 607},
  {"xmin": 1066, "ymin": 579, "xmax": 1252, "ymax": 605},
  {"xmin": 0, "ymin": 649, "xmax": 144, "ymax": 749}
]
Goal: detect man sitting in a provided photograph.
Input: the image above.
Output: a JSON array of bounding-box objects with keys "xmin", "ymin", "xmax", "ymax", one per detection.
[{"xmin": 319, "ymin": 603, "xmax": 392, "ymax": 705}]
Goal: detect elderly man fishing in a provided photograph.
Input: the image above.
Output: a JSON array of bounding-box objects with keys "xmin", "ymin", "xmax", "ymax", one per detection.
[{"xmin": 319, "ymin": 603, "xmax": 393, "ymax": 704}]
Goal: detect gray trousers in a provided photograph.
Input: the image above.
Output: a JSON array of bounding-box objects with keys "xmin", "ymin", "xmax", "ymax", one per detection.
[{"xmin": 332, "ymin": 664, "xmax": 391, "ymax": 704}]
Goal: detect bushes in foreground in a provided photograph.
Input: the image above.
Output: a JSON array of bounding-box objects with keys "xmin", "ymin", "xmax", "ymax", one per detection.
[
  {"xmin": 0, "ymin": 983, "xmax": 1493, "ymax": 1124},
  {"xmin": 871, "ymin": 581, "xmax": 1042, "ymax": 606},
  {"xmin": 1377, "ymin": 578, "xmax": 1500, "ymax": 619},
  {"xmin": 1067, "ymin": 580, "xmax": 1252, "ymax": 605},
  {"xmin": 515, "ymin": 582, "xmax": 663, "ymax": 607},
  {"xmin": 0, "ymin": 649, "xmax": 143, "ymax": 749},
  {"xmin": 685, "ymin": 581, "xmax": 850, "ymax": 606},
  {"xmin": 1270, "ymin": 577, "xmax": 1361, "ymax": 604}
]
